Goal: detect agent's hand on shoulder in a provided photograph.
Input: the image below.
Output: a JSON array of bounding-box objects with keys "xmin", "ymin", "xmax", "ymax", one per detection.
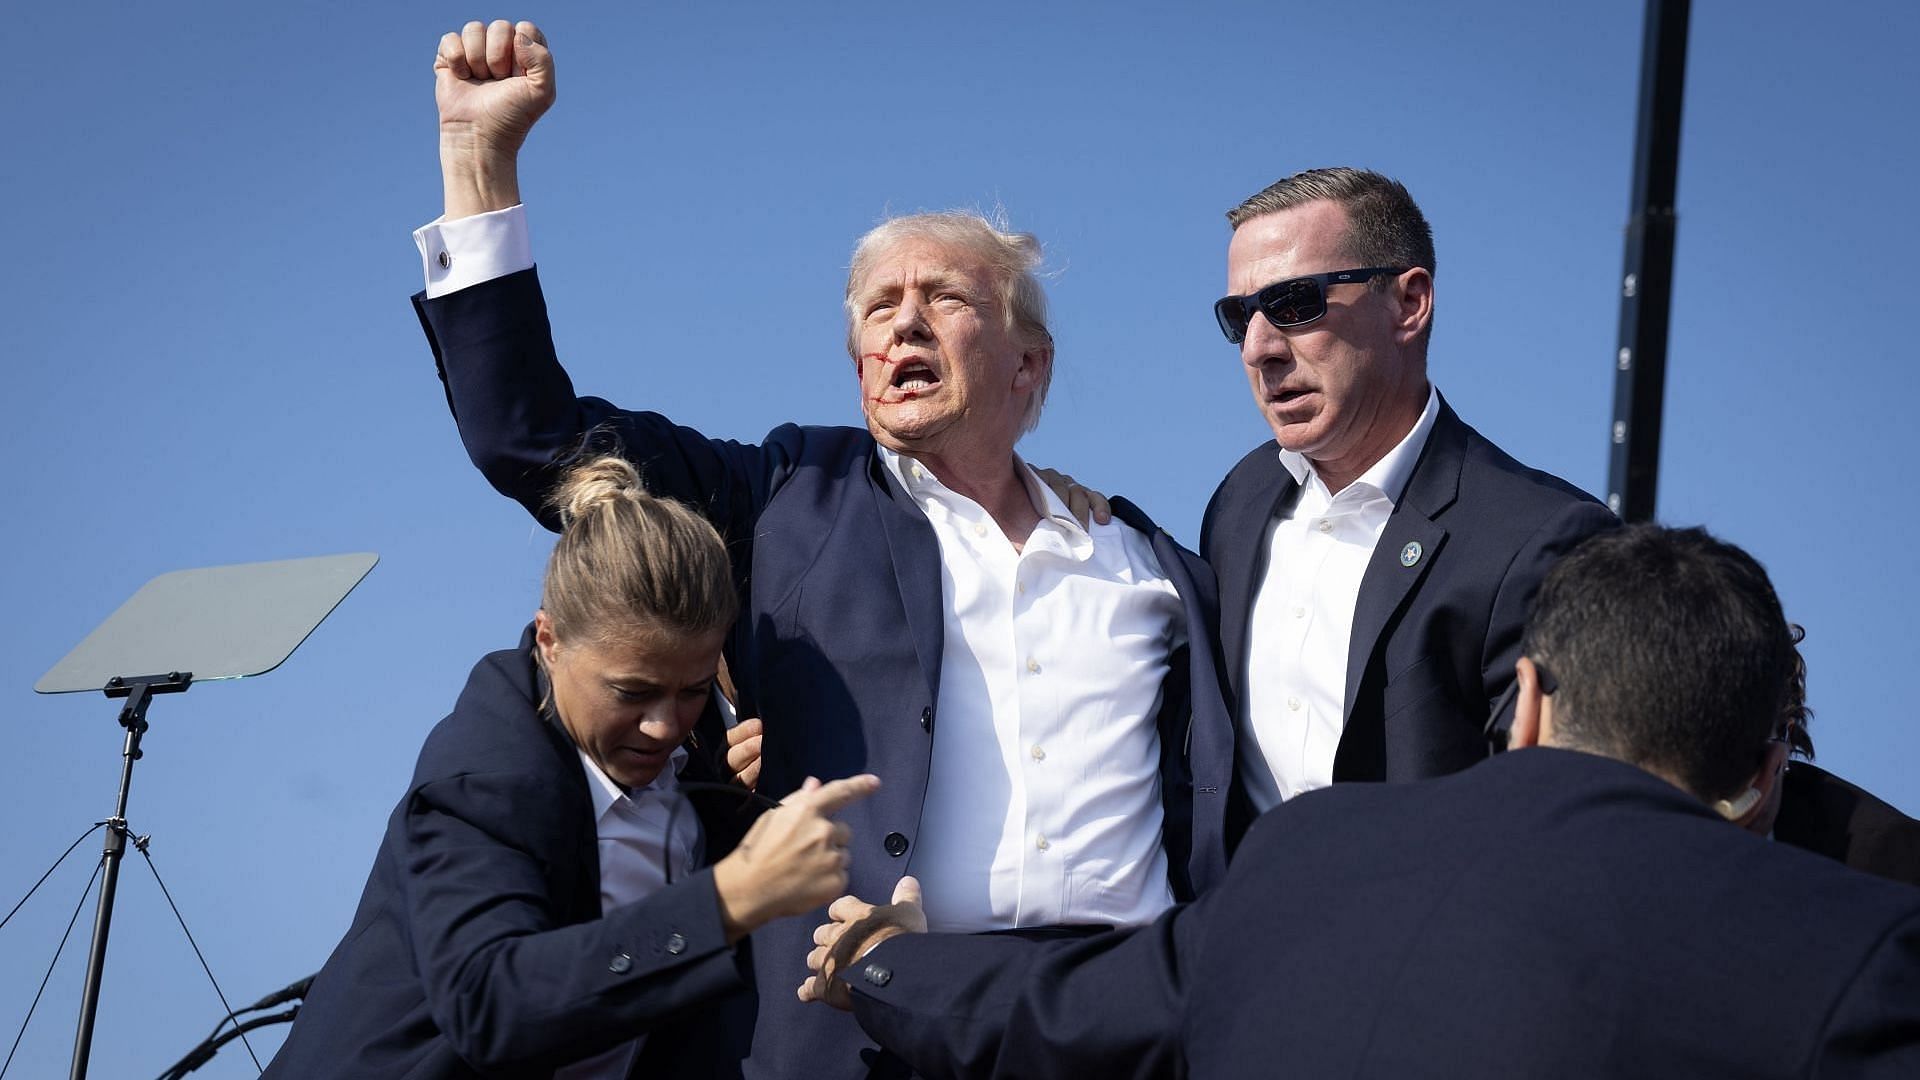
[{"xmin": 711, "ymin": 774, "xmax": 879, "ymax": 944}]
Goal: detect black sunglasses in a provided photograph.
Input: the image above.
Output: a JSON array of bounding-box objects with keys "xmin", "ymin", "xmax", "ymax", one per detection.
[{"xmin": 1213, "ymin": 267, "xmax": 1406, "ymax": 344}]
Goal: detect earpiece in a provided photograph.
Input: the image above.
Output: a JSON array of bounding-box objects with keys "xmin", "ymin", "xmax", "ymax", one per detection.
[{"xmin": 1713, "ymin": 787, "xmax": 1763, "ymax": 821}]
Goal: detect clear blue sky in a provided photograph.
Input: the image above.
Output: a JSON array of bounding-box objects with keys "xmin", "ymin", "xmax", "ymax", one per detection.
[{"xmin": 4, "ymin": 2, "xmax": 1916, "ymax": 1074}]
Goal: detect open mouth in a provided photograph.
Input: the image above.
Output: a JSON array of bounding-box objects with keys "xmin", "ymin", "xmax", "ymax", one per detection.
[{"xmin": 892, "ymin": 360, "xmax": 940, "ymax": 393}]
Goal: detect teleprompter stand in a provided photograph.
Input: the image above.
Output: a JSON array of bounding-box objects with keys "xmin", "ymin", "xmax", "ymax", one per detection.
[{"xmin": 35, "ymin": 552, "xmax": 378, "ymax": 1080}]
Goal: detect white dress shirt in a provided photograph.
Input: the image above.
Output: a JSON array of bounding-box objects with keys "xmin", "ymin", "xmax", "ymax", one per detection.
[
  {"xmin": 880, "ymin": 449, "xmax": 1184, "ymax": 933},
  {"xmin": 417, "ymin": 207, "xmax": 1187, "ymax": 933},
  {"xmin": 554, "ymin": 744, "xmax": 699, "ymax": 1080},
  {"xmin": 1240, "ymin": 386, "xmax": 1439, "ymax": 810}
]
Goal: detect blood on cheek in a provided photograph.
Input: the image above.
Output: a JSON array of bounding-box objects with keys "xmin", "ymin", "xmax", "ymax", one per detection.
[{"xmin": 861, "ymin": 352, "xmax": 917, "ymax": 402}]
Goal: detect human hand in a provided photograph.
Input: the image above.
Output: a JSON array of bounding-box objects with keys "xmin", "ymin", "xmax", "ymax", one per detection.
[
  {"xmin": 1034, "ymin": 466, "xmax": 1111, "ymax": 528},
  {"xmin": 726, "ymin": 718, "xmax": 764, "ymax": 791},
  {"xmin": 435, "ymin": 20, "xmax": 555, "ymax": 152},
  {"xmin": 433, "ymin": 19, "xmax": 554, "ymax": 217},
  {"xmin": 711, "ymin": 775, "xmax": 879, "ymax": 943},
  {"xmin": 797, "ymin": 875, "xmax": 926, "ymax": 1010}
]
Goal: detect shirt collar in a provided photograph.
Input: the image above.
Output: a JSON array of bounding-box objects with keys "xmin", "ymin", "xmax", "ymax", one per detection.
[
  {"xmin": 1277, "ymin": 383, "xmax": 1440, "ymax": 504},
  {"xmin": 578, "ymin": 745, "xmax": 688, "ymax": 824},
  {"xmin": 877, "ymin": 446, "xmax": 1090, "ymax": 549}
]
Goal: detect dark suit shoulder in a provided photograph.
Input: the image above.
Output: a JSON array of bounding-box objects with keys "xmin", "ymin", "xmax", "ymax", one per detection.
[{"xmin": 416, "ymin": 640, "xmax": 555, "ymax": 776}]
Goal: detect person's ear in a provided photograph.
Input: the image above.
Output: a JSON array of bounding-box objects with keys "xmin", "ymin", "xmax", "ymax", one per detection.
[
  {"xmin": 1013, "ymin": 339, "xmax": 1053, "ymax": 393},
  {"xmin": 1510, "ymin": 657, "xmax": 1548, "ymax": 750},
  {"xmin": 533, "ymin": 609, "xmax": 560, "ymax": 667},
  {"xmin": 1391, "ymin": 267, "xmax": 1434, "ymax": 347}
]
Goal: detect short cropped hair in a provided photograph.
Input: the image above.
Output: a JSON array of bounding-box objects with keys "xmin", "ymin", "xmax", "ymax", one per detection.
[
  {"xmin": 845, "ymin": 211, "xmax": 1054, "ymax": 435},
  {"xmin": 1522, "ymin": 524, "xmax": 1797, "ymax": 801},
  {"xmin": 541, "ymin": 455, "xmax": 738, "ymax": 648},
  {"xmin": 1227, "ymin": 167, "xmax": 1435, "ymax": 274}
]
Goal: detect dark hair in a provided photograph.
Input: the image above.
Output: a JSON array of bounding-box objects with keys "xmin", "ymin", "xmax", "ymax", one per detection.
[
  {"xmin": 1521, "ymin": 524, "xmax": 1796, "ymax": 801},
  {"xmin": 1226, "ymin": 167, "xmax": 1436, "ymax": 275}
]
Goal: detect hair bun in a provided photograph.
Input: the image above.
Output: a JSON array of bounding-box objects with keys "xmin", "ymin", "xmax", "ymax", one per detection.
[{"xmin": 554, "ymin": 456, "xmax": 643, "ymax": 526}]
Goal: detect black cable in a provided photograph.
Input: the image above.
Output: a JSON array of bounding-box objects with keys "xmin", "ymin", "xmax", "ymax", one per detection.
[
  {"xmin": 0, "ymin": 822, "xmax": 105, "ymax": 933},
  {"xmin": 1, "ymin": 854, "xmax": 104, "ymax": 1079},
  {"xmin": 154, "ymin": 1006, "xmax": 299, "ymax": 1080},
  {"xmin": 133, "ymin": 836, "xmax": 263, "ymax": 1075}
]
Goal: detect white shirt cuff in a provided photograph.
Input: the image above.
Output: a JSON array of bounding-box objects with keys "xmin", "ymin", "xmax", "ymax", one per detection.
[{"xmin": 413, "ymin": 205, "xmax": 533, "ymax": 298}]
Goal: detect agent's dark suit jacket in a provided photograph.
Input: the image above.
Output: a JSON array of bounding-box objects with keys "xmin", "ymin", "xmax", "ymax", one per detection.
[
  {"xmin": 1777, "ymin": 761, "xmax": 1920, "ymax": 887},
  {"xmin": 849, "ymin": 748, "xmax": 1920, "ymax": 1080},
  {"xmin": 266, "ymin": 629, "xmax": 755, "ymax": 1079},
  {"xmin": 414, "ymin": 269, "xmax": 1236, "ymax": 1080},
  {"xmin": 1202, "ymin": 400, "xmax": 1616, "ymax": 830}
]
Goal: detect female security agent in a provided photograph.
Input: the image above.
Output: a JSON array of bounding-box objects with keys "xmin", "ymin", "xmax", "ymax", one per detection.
[{"xmin": 266, "ymin": 455, "xmax": 879, "ymax": 1079}]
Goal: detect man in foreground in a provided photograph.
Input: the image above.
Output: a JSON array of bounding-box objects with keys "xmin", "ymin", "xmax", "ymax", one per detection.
[
  {"xmin": 413, "ymin": 20, "xmax": 1233, "ymax": 1079},
  {"xmin": 805, "ymin": 524, "xmax": 1920, "ymax": 1079}
]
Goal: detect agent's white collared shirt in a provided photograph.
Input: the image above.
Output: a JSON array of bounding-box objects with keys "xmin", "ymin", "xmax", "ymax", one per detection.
[
  {"xmin": 554, "ymin": 745, "xmax": 699, "ymax": 1080},
  {"xmin": 1240, "ymin": 386, "xmax": 1439, "ymax": 810},
  {"xmin": 880, "ymin": 448, "xmax": 1185, "ymax": 933}
]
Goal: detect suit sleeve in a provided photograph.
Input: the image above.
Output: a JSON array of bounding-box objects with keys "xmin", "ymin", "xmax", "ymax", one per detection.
[
  {"xmin": 412, "ymin": 267, "xmax": 794, "ymax": 540},
  {"xmin": 1813, "ymin": 909, "xmax": 1920, "ymax": 1078},
  {"xmin": 401, "ymin": 768, "xmax": 749, "ymax": 1074},
  {"xmin": 848, "ymin": 900, "xmax": 1210, "ymax": 1080},
  {"xmin": 1480, "ymin": 500, "xmax": 1618, "ymax": 725}
]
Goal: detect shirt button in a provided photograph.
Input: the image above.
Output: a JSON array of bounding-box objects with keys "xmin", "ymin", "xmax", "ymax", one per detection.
[
  {"xmin": 436, "ymin": 250, "xmax": 451, "ymax": 270},
  {"xmin": 1030, "ymin": 745, "xmax": 1046, "ymax": 761},
  {"xmin": 973, "ymin": 522, "xmax": 989, "ymax": 538},
  {"xmin": 1287, "ymin": 696, "xmax": 1302, "ymax": 711},
  {"xmin": 1317, "ymin": 519, "xmax": 1333, "ymax": 534},
  {"xmin": 1034, "ymin": 834, "xmax": 1050, "ymax": 851},
  {"xmin": 911, "ymin": 464, "xmax": 924, "ymax": 480},
  {"xmin": 664, "ymin": 932, "xmax": 687, "ymax": 955},
  {"xmin": 884, "ymin": 832, "xmax": 910, "ymax": 857},
  {"xmin": 1026, "ymin": 657, "xmax": 1041, "ymax": 674},
  {"xmin": 1016, "ymin": 581, "xmax": 1026, "ymax": 595},
  {"xmin": 1293, "ymin": 606, "xmax": 1306, "ymax": 619},
  {"xmin": 608, "ymin": 951, "xmax": 633, "ymax": 974}
]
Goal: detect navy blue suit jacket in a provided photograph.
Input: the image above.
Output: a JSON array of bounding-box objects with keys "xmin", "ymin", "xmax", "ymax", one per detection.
[
  {"xmin": 266, "ymin": 630, "xmax": 755, "ymax": 1079},
  {"xmin": 413, "ymin": 269, "xmax": 1235, "ymax": 1080},
  {"xmin": 849, "ymin": 748, "xmax": 1920, "ymax": 1079},
  {"xmin": 1202, "ymin": 402, "xmax": 1616, "ymax": 823}
]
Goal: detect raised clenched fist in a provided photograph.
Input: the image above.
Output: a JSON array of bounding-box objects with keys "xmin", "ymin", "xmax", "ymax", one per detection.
[{"xmin": 434, "ymin": 19, "xmax": 555, "ymax": 158}]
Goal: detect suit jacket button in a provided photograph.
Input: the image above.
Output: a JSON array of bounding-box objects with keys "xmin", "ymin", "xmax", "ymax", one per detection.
[
  {"xmin": 919, "ymin": 706, "xmax": 932, "ymax": 732},
  {"xmin": 608, "ymin": 952, "xmax": 633, "ymax": 974},
  {"xmin": 664, "ymin": 932, "xmax": 687, "ymax": 955},
  {"xmin": 884, "ymin": 832, "xmax": 909, "ymax": 857},
  {"xmin": 863, "ymin": 963, "xmax": 892, "ymax": 986}
]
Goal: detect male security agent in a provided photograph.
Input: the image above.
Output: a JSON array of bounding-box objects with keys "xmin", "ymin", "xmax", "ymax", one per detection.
[
  {"xmin": 806, "ymin": 525, "xmax": 1920, "ymax": 1079},
  {"xmin": 410, "ymin": 21, "xmax": 1232, "ymax": 1080},
  {"xmin": 1200, "ymin": 168, "xmax": 1617, "ymax": 817}
]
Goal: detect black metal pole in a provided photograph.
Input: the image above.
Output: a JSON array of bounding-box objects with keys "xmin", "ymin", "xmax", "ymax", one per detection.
[
  {"xmin": 1606, "ymin": 0, "xmax": 1691, "ymax": 523},
  {"xmin": 69, "ymin": 685, "xmax": 150, "ymax": 1080},
  {"xmin": 66, "ymin": 672, "xmax": 187, "ymax": 1080}
]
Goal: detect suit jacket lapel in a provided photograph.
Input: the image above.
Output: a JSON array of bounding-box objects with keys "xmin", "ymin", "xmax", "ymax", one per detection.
[
  {"xmin": 1342, "ymin": 402, "xmax": 1466, "ymax": 720},
  {"xmin": 1221, "ymin": 461, "xmax": 1300, "ymax": 702},
  {"xmin": 868, "ymin": 450, "xmax": 945, "ymax": 702}
]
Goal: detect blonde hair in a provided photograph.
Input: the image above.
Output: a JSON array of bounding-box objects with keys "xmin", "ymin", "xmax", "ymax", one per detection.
[
  {"xmin": 844, "ymin": 210, "xmax": 1054, "ymax": 435},
  {"xmin": 541, "ymin": 455, "xmax": 737, "ymax": 646}
]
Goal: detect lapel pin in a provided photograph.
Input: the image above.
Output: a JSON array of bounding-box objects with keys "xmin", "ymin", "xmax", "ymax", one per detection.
[{"xmin": 1400, "ymin": 541, "xmax": 1423, "ymax": 568}]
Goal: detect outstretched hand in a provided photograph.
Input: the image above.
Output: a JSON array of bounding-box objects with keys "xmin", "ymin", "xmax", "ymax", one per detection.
[
  {"xmin": 797, "ymin": 875, "xmax": 927, "ymax": 1011},
  {"xmin": 711, "ymin": 775, "xmax": 880, "ymax": 944}
]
